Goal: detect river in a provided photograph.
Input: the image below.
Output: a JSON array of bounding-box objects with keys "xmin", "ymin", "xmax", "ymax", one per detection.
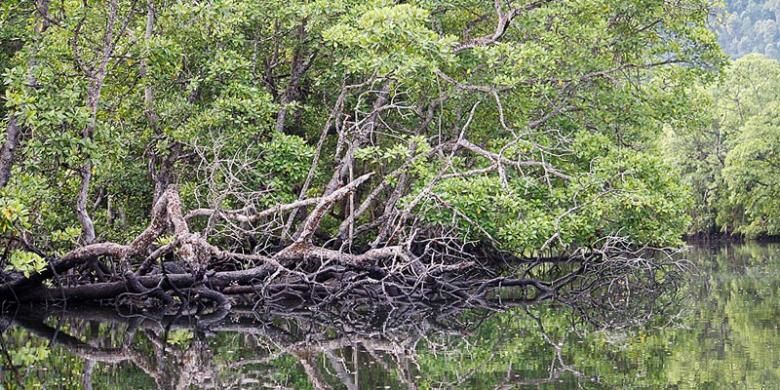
[{"xmin": 1, "ymin": 243, "xmax": 778, "ymax": 388}]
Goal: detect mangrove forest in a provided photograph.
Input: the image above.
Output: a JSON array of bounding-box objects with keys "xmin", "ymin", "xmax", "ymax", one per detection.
[{"xmin": 0, "ymin": 0, "xmax": 779, "ymax": 388}]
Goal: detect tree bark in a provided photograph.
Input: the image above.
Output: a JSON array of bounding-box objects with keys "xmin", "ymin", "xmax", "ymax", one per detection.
[{"xmin": 0, "ymin": 117, "xmax": 22, "ymax": 189}]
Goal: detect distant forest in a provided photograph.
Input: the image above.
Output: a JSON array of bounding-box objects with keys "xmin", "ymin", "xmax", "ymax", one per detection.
[{"xmin": 716, "ymin": 0, "xmax": 780, "ymax": 58}]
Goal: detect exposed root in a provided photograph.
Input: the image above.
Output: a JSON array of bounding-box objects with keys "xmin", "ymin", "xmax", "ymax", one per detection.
[{"xmin": 0, "ymin": 179, "xmax": 682, "ymax": 318}]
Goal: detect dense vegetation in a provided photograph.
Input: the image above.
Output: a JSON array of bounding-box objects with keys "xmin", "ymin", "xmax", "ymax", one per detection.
[
  {"xmin": 0, "ymin": 0, "xmax": 729, "ymax": 307},
  {"xmin": 0, "ymin": 0, "xmax": 723, "ymax": 276},
  {"xmin": 1, "ymin": 1, "xmax": 779, "ymax": 388},
  {"xmin": 664, "ymin": 0, "xmax": 780, "ymax": 238},
  {"xmin": 664, "ymin": 53, "xmax": 780, "ymax": 238},
  {"xmin": 0, "ymin": 0, "xmax": 776, "ymax": 308},
  {"xmin": 715, "ymin": 0, "xmax": 780, "ymax": 59}
]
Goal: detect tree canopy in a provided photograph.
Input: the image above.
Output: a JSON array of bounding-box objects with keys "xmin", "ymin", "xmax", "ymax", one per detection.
[
  {"xmin": 0, "ymin": 0, "xmax": 723, "ymax": 259},
  {"xmin": 715, "ymin": 0, "xmax": 780, "ymax": 59},
  {"xmin": 664, "ymin": 53, "xmax": 780, "ymax": 237}
]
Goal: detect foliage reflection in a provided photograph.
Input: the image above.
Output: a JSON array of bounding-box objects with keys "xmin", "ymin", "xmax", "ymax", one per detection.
[{"xmin": 1, "ymin": 243, "xmax": 778, "ymax": 389}]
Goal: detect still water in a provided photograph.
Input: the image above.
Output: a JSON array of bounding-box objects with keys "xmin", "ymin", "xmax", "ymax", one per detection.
[{"xmin": 0, "ymin": 243, "xmax": 778, "ymax": 389}]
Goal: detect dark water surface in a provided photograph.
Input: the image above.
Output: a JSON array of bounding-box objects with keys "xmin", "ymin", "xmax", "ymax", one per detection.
[{"xmin": 1, "ymin": 243, "xmax": 779, "ymax": 389}]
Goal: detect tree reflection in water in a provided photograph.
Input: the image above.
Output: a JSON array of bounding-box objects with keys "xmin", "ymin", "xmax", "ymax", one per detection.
[{"xmin": 1, "ymin": 243, "xmax": 778, "ymax": 389}]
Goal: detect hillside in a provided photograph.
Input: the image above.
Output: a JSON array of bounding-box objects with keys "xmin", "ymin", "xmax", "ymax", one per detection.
[{"xmin": 716, "ymin": 0, "xmax": 780, "ymax": 58}]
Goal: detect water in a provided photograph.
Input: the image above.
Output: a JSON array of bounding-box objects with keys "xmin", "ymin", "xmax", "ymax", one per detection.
[{"xmin": 1, "ymin": 243, "xmax": 779, "ymax": 389}]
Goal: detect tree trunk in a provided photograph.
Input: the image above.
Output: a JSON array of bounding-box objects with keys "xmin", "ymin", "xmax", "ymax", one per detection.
[{"xmin": 0, "ymin": 116, "xmax": 22, "ymax": 189}]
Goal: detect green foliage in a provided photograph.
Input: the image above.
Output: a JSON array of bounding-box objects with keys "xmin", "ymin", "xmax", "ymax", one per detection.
[
  {"xmin": 0, "ymin": 0, "xmax": 727, "ymax": 257},
  {"xmin": 664, "ymin": 54, "xmax": 780, "ymax": 237},
  {"xmin": 166, "ymin": 329, "xmax": 194, "ymax": 347},
  {"xmin": 322, "ymin": 2, "xmax": 455, "ymax": 77},
  {"xmin": 5, "ymin": 250, "xmax": 47, "ymax": 277},
  {"xmin": 0, "ymin": 1, "xmax": 31, "ymax": 119},
  {"xmin": 155, "ymin": 234, "xmax": 175, "ymax": 247},
  {"xmin": 260, "ymin": 133, "xmax": 315, "ymax": 185},
  {"xmin": 8, "ymin": 342, "xmax": 50, "ymax": 367},
  {"xmin": 416, "ymin": 133, "xmax": 691, "ymax": 253},
  {"xmin": 722, "ymin": 104, "xmax": 780, "ymax": 236},
  {"xmin": 0, "ymin": 195, "xmax": 28, "ymax": 233}
]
